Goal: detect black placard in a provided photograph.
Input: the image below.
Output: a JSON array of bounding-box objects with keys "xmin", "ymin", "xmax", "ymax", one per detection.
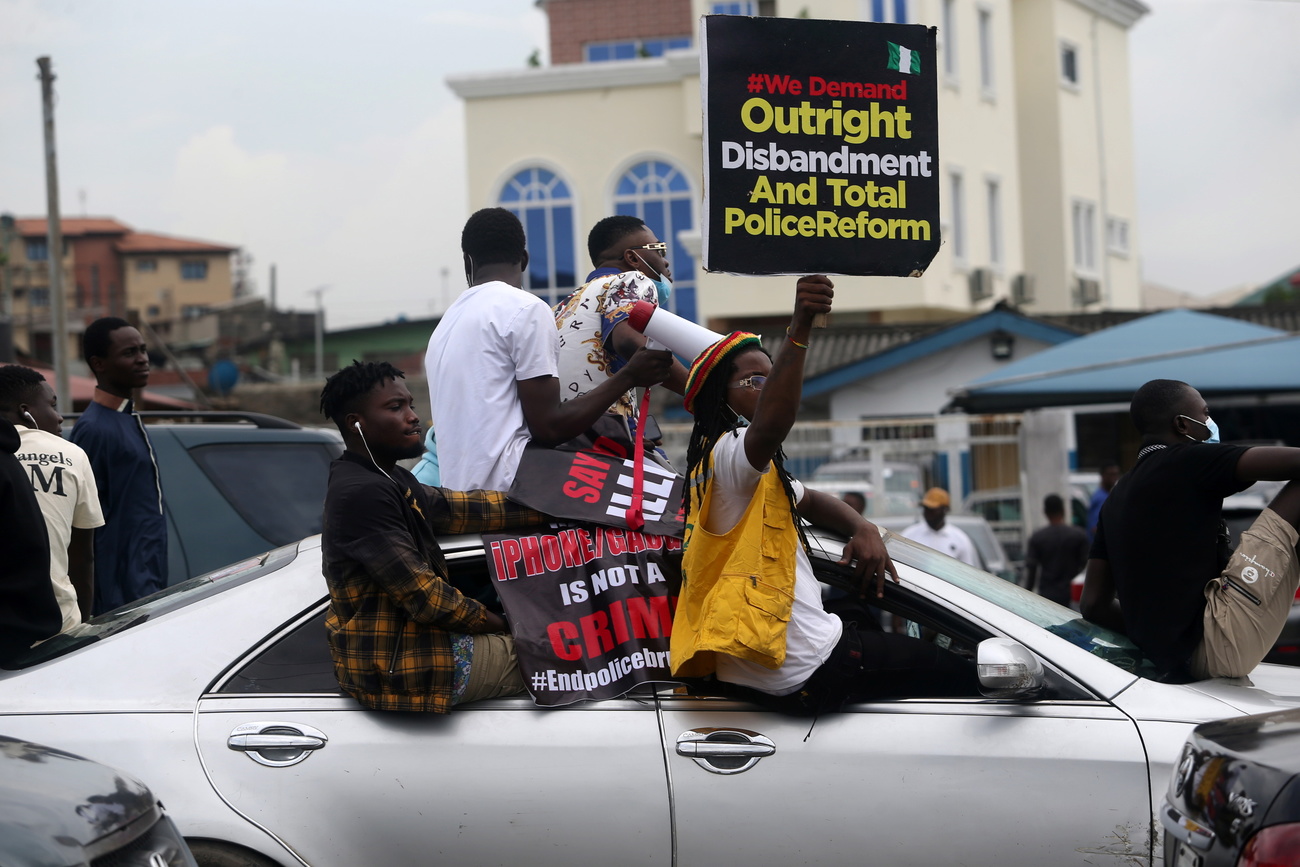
[{"xmin": 702, "ymin": 15, "xmax": 940, "ymax": 277}]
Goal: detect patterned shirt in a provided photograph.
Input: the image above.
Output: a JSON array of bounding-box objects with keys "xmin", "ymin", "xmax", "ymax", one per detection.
[
  {"xmin": 321, "ymin": 452, "xmax": 543, "ymax": 712},
  {"xmin": 553, "ymin": 269, "xmax": 658, "ymax": 422}
]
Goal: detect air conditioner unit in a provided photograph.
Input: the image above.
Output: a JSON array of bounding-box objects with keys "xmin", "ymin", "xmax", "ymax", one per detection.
[
  {"xmin": 1076, "ymin": 277, "xmax": 1101, "ymax": 306},
  {"xmin": 968, "ymin": 268, "xmax": 994, "ymax": 303},
  {"xmin": 1011, "ymin": 273, "xmax": 1035, "ymax": 305}
]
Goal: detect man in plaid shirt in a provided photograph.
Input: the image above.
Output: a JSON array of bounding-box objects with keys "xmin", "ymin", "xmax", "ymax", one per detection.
[{"xmin": 320, "ymin": 361, "xmax": 545, "ymax": 712}]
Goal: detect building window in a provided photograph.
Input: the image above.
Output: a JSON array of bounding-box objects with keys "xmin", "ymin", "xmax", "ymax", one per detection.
[
  {"xmin": 712, "ymin": 2, "xmax": 755, "ymax": 13},
  {"xmin": 182, "ymin": 304, "xmax": 208, "ymax": 319},
  {"xmin": 136, "ymin": 258, "xmax": 157, "ymax": 272},
  {"xmin": 30, "ymin": 287, "xmax": 50, "ymax": 307},
  {"xmin": 90, "ymin": 263, "xmax": 101, "ymax": 307},
  {"xmin": 181, "ymin": 260, "xmax": 209, "ymax": 280},
  {"xmin": 585, "ymin": 36, "xmax": 691, "ymax": 62},
  {"xmin": 949, "ymin": 170, "xmax": 966, "ymax": 265},
  {"xmin": 1060, "ymin": 41, "xmax": 1080, "ymax": 88},
  {"xmin": 977, "ymin": 6, "xmax": 994, "ymax": 99},
  {"xmin": 941, "ymin": 0, "xmax": 958, "ymax": 83},
  {"xmin": 1072, "ymin": 199, "xmax": 1097, "ymax": 273},
  {"xmin": 986, "ymin": 177, "xmax": 1002, "ymax": 268},
  {"xmin": 499, "ymin": 166, "xmax": 577, "ymax": 306},
  {"xmin": 1106, "ymin": 217, "xmax": 1130, "ymax": 257},
  {"xmin": 147, "ymin": 304, "xmax": 161, "ymax": 318},
  {"xmin": 865, "ymin": 0, "xmax": 908, "ymax": 23},
  {"xmin": 25, "ymin": 239, "xmax": 48, "ymax": 261},
  {"xmin": 613, "ymin": 160, "xmax": 698, "ymax": 322}
]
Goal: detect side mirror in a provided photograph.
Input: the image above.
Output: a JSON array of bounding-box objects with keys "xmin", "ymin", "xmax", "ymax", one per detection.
[{"xmin": 977, "ymin": 637, "xmax": 1045, "ymax": 699}]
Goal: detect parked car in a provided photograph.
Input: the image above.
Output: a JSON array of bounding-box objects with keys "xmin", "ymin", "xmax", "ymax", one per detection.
[
  {"xmin": 5, "ymin": 526, "xmax": 1300, "ymax": 866},
  {"xmin": 1160, "ymin": 708, "xmax": 1300, "ymax": 866},
  {"xmin": 0, "ymin": 734, "xmax": 198, "ymax": 866},
  {"xmin": 807, "ymin": 458, "xmax": 924, "ymax": 517},
  {"xmin": 66, "ymin": 410, "xmax": 343, "ymax": 584},
  {"xmin": 871, "ymin": 512, "xmax": 1016, "ymax": 583}
]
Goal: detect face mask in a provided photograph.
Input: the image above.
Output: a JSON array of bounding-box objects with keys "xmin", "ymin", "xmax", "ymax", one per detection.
[
  {"xmin": 1179, "ymin": 414, "xmax": 1220, "ymax": 444},
  {"xmin": 634, "ymin": 252, "xmax": 672, "ymax": 306}
]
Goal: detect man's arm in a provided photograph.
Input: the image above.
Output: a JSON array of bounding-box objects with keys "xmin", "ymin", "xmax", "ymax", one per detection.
[
  {"xmin": 608, "ymin": 321, "xmax": 689, "ymax": 395},
  {"xmin": 516, "ymin": 345, "xmax": 673, "ymax": 446},
  {"xmin": 798, "ymin": 486, "xmax": 897, "ymax": 599},
  {"xmin": 1236, "ymin": 447, "xmax": 1300, "ymax": 483},
  {"xmin": 422, "ymin": 487, "xmax": 547, "ymax": 535},
  {"xmin": 743, "ymin": 276, "xmax": 833, "ymax": 470},
  {"xmin": 1080, "ymin": 558, "xmax": 1126, "ymax": 633},
  {"xmin": 68, "ymin": 527, "xmax": 94, "ymax": 622}
]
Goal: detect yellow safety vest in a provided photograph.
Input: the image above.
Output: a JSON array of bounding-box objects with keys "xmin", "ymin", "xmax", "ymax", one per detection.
[{"xmin": 670, "ymin": 463, "xmax": 800, "ymax": 677}]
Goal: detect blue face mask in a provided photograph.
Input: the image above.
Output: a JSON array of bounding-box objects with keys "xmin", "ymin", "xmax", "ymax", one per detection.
[
  {"xmin": 634, "ymin": 252, "xmax": 672, "ymax": 306},
  {"xmin": 1179, "ymin": 414, "xmax": 1220, "ymax": 444}
]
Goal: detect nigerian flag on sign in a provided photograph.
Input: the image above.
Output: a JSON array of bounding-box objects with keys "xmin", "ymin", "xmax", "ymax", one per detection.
[{"xmin": 887, "ymin": 41, "xmax": 921, "ymax": 75}]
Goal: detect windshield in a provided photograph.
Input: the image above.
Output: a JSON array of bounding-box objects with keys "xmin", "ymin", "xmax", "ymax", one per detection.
[
  {"xmin": 4, "ymin": 544, "xmax": 299, "ymax": 670},
  {"xmin": 872, "ymin": 531, "xmax": 1161, "ymax": 678}
]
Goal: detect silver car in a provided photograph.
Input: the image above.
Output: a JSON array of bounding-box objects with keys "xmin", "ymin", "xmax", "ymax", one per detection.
[{"xmin": 4, "ymin": 529, "xmax": 1300, "ymax": 867}]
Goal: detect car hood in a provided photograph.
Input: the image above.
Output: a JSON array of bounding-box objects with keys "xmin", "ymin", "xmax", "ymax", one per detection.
[
  {"xmin": 0, "ymin": 736, "xmax": 155, "ymax": 865},
  {"xmin": 1183, "ymin": 664, "xmax": 1300, "ymax": 716}
]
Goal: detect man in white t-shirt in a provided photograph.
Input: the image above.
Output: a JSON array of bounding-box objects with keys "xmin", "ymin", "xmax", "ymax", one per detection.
[
  {"xmin": 0, "ymin": 365, "xmax": 104, "ymax": 631},
  {"xmin": 426, "ymin": 208, "xmax": 673, "ymax": 492},
  {"xmin": 900, "ymin": 487, "xmax": 980, "ymax": 568}
]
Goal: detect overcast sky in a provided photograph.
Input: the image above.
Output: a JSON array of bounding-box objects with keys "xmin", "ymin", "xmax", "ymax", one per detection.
[{"xmin": 1, "ymin": 0, "xmax": 1297, "ymax": 328}]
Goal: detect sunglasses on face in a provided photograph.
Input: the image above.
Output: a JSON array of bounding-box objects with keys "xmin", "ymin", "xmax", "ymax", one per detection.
[{"xmin": 728, "ymin": 375, "xmax": 767, "ymax": 391}]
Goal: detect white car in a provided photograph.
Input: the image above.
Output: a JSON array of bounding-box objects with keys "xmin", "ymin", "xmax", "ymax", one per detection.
[{"xmin": 3, "ymin": 529, "xmax": 1299, "ymax": 866}]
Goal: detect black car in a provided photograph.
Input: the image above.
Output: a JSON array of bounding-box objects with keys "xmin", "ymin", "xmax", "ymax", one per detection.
[
  {"xmin": 67, "ymin": 411, "xmax": 343, "ymax": 585},
  {"xmin": 1161, "ymin": 709, "xmax": 1300, "ymax": 866},
  {"xmin": 0, "ymin": 735, "xmax": 198, "ymax": 866}
]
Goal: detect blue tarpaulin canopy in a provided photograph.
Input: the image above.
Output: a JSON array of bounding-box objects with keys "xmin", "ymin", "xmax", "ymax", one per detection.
[{"xmin": 949, "ymin": 310, "xmax": 1300, "ymax": 413}]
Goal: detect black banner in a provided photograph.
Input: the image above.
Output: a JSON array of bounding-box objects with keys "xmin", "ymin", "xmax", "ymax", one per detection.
[
  {"xmin": 486, "ymin": 524, "xmax": 681, "ymax": 706},
  {"xmin": 509, "ymin": 416, "xmax": 685, "ymax": 537},
  {"xmin": 701, "ymin": 15, "xmax": 940, "ymax": 277}
]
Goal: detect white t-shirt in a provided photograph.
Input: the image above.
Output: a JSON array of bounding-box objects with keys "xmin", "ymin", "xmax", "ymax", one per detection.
[
  {"xmin": 900, "ymin": 520, "xmax": 980, "ymax": 568},
  {"xmin": 15, "ymin": 427, "xmax": 105, "ymax": 633},
  {"xmin": 703, "ymin": 428, "xmax": 843, "ymax": 696},
  {"xmin": 426, "ymin": 280, "xmax": 558, "ymax": 492}
]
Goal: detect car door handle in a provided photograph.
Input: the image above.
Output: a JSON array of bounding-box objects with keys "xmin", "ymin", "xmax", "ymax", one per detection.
[
  {"xmin": 228, "ymin": 721, "xmax": 328, "ymax": 768},
  {"xmin": 676, "ymin": 728, "xmax": 775, "ymax": 775}
]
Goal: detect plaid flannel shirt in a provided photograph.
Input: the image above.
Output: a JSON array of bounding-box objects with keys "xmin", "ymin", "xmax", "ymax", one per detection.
[{"xmin": 321, "ymin": 452, "xmax": 543, "ymax": 712}]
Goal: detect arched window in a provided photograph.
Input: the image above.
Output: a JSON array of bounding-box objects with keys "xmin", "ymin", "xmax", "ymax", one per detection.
[
  {"xmin": 498, "ymin": 167, "xmax": 577, "ymax": 306},
  {"xmin": 613, "ymin": 160, "xmax": 697, "ymax": 322}
]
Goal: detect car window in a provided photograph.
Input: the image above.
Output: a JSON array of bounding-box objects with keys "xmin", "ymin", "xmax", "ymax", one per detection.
[
  {"xmin": 189, "ymin": 443, "xmax": 336, "ymax": 545},
  {"xmin": 5, "ymin": 546, "xmax": 298, "ymax": 670},
  {"xmin": 220, "ymin": 608, "xmax": 341, "ymax": 694},
  {"xmin": 866, "ymin": 531, "xmax": 1162, "ymax": 679}
]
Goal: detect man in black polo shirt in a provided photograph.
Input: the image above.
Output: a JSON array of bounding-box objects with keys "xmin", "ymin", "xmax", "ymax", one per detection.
[{"xmin": 1082, "ymin": 379, "xmax": 1300, "ymax": 680}]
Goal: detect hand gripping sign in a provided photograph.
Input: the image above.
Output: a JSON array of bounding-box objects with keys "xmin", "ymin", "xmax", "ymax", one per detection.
[{"xmin": 701, "ymin": 15, "xmax": 940, "ymax": 278}]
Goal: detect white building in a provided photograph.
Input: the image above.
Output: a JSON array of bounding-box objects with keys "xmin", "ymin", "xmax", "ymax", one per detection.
[{"xmin": 447, "ymin": 0, "xmax": 1148, "ymax": 327}]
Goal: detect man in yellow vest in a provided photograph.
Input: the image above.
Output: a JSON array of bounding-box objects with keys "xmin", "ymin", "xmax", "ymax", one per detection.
[{"xmin": 670, "ymin": 276, "xmax": 976, "ymax": 711}]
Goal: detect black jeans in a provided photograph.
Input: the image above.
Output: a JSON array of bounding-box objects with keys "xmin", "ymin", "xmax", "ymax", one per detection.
[{"xmin": 792, "ymin": 625, "xmax": 980, "ymax": 714}]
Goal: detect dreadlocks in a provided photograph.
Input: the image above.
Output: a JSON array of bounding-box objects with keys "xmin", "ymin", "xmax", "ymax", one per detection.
[
  {"xmin": 684, "ymin": 341, "xmax": 810, "ymax": 556},
  {"xmin": 319, "ymin": 360, "xmax": 406, "ymax": 430}
]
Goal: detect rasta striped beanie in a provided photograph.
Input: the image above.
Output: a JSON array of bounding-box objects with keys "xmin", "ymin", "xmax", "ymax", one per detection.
[{"xmin": 683, "ymin": 331, "xmax": 762, "ymax": 415}]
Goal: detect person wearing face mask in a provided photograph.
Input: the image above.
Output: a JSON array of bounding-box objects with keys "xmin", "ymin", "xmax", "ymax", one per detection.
[
  {"xmin": 0, "ymin": 366, "xmax": 103, "ymax": 631},
  {"xmin": 552, "ymin": 216, "xmax": 689, "ymax": 444},
  {"xmin": 1083, "ymin": 378, "xmax": 1300, "ymax": 681}
]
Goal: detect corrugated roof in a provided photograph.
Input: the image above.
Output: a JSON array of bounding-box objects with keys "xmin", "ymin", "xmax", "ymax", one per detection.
[
  {"xmin": 15, "ymin": 217, "xmax": 133, "ymax": 237},
  {"xmin": 115, "ymin": 232, "xmax": 237, "ymax": 254}
]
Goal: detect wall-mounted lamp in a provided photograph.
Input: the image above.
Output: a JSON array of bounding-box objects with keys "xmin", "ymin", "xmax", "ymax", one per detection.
[{"xmin": 990, "ymin": 330, "xmax": 1015, "ymax": 360}]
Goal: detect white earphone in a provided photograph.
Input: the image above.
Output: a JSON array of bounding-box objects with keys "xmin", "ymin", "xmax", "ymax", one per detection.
[
  {"xmin": 353, "ymin": 419, "xmax": 396, "ymax": 484},
  {"xmin": 23, "ymin": 411, "xmax": 38, "ymax": 428}
]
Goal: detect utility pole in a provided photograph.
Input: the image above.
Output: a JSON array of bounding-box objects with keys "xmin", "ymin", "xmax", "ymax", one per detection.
[
  {"xmin": 308, "ymin": 285, "xmax": 328, "ymax": 380},
  {"xmin": 0, "ymin": 213, "xmax": 15, "ymax": 363},
  {"xmin": 38, "ymin": 56, "xmax": 70, "ymax": 414}
]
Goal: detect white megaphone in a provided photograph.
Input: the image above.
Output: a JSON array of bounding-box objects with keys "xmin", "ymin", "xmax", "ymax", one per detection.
[{"xmin": 627, "ymin": 301, "xmax": 725, "ymax": 363}]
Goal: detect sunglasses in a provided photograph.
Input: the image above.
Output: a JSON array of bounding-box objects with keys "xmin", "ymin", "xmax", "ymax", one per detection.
[
  {"xmin": 728, "ymin": 375, "xmax": 767, "ymax": 391},
  {"xmin": 628, "ymin": 242, "xmax": 668, "ymax": 252}
]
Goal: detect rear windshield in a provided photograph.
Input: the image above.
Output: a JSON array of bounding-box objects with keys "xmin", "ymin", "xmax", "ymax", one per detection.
[
  {"xmin": 3, "ymin": 544, "xmax": 298, "ymax": 670},
  {"xmin": 189, "ymin": 443, "xmax": 337, "ymax": 545}
]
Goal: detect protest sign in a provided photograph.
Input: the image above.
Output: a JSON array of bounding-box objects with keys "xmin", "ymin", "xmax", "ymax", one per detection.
[
  {"xmin": 509, "ymin": 416, "xmax": 685, "ymax": 537},
  {"xmin": 701, "ymin": 15, "xmax": 940, "ymax": 277},
  {"xmin": 485, "ymin": 523, "xmax": 681, "ymax": 706}
]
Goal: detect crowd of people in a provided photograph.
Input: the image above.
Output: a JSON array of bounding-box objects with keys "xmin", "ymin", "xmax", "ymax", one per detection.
[{"xmin": 5, "ymin": 208, "xmax": 1300, "ymax": 701}]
